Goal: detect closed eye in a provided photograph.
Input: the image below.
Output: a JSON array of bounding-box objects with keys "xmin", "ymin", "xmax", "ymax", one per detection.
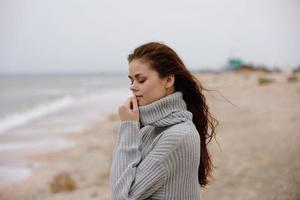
[{"xmin": 129, "ymin": 79, "xmax": 146, "ymax": 85}]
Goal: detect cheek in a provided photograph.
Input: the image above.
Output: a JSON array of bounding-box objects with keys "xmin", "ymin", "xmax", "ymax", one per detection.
[
  {"xmin": 141, "ymin": 82, "xmax": 152, "ymax": 92},
  {"xmin": 141, "ymin": 81, "xmax": 165, "ymax": 103},
  {"xmin": 139, "ymin": 84, "xmax": 152, "ymax": 101}
]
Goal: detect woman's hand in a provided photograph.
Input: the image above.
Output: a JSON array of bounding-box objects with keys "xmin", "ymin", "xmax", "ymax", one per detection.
[{"xmin": 118, "ymin": 96, "xmax": 139, "ymax": 121}]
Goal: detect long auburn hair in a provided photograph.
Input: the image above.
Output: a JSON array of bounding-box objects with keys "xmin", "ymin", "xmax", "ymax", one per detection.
[{"xmin": 128, "ymin": 42, "xmax": 219, "ymax": 187}]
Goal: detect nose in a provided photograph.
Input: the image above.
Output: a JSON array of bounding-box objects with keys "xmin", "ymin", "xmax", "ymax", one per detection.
[{"xmin": 130, "ymin": 81, "xmax": 139, "ymax": 92}]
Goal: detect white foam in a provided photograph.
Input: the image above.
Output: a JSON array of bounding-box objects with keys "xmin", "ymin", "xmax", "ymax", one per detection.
[
  {"xmin": 0, "ymin": 139, "xmax": 75, "ymax": 152},
  {"xmin": 0, "ymin": 95, "xmax": 76, "ymax": 134},
  {"xmin": 0, "ymin": 166, "xmax": 32, "ymax": 186},
  {"xmin": 0, "ymin": 87, "xmax": 131, "ymax": 135}
]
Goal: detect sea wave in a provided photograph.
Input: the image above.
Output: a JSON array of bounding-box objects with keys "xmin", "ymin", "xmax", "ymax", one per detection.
[
  {"xmin": 0, "ymin": 87, "xmax": 130, "ymax": 134},
  {"xmin": 0, "ymin": 95, "xmax": 76, "ymax": 134}
]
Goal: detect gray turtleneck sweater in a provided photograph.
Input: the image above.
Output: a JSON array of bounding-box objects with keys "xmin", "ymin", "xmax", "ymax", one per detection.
[{"xmin": 109, "ymin": 91, "xmax": 201, "ymax": 200}]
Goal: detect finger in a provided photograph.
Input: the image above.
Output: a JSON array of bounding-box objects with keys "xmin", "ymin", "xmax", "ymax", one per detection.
[
  {"xmin": 131, "ymin": 96, "xmax": 138, "ymax": 111},
  {"xmin": 124, "ymin": 97, "xmax": 132, "ymax": 109}
]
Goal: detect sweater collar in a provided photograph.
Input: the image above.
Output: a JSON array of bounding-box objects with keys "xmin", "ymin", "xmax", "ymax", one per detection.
[{"xmin": 138, "ymin": 91, "xmax": 193, "ymax": 128}]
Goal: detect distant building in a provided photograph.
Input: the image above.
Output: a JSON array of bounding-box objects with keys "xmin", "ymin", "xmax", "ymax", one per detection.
[
  {"xmin": 222, "ymin": 58, "xmax": 282, "ymax": 73},
  {"xmin": 224, "ymin": 58, "xmax": 243, "ymax": 71}
]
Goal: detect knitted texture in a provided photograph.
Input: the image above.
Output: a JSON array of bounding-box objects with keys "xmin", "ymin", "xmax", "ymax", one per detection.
[{"xmin": 110, "ymin": 91, "xmax": 201, "ymax": 199}]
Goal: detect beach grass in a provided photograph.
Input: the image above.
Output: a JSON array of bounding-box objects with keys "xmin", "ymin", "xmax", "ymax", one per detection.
[
  {"xmin": 257, "ymin": 77, "xmax": 275, "ymax": 85},
  {"xmin": 49, "ymin": 171, "xmax": 77, "ymax": 193}
]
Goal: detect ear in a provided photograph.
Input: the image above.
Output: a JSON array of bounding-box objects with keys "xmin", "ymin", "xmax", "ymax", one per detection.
[{"xmin": 165, "ymin": 74, "xmax": 175, "ymax": 88}]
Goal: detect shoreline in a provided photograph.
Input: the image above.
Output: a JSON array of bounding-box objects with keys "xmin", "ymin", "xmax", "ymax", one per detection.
[{"xmin": 0, "ymin": 112, "xmax": 120, "ymax": 200}]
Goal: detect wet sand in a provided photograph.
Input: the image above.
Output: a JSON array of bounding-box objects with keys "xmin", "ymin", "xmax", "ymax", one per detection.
[{"xmin": 0, "ymin": 71, "xmax": 299, "ymax": 200}]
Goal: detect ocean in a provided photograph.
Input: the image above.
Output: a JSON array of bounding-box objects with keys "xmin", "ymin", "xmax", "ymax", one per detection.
[{"xmin": 0, "ymin": 73, "xmax": 131, "ymax": 185}]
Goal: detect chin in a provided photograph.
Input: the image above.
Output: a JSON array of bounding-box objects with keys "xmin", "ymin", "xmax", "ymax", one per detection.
[
  {"xmin": 137, "ymin": 100, "xmax": 147, "ymax": 106},
  {"xmin": 137, "ymin": 99, "xmax": 147, "ymax": 106}
]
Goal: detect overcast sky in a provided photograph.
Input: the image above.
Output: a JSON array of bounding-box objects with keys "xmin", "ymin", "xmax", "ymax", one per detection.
[{"xmin": 0, "ymin": 0, "xmax": 299, "ymax": 74}]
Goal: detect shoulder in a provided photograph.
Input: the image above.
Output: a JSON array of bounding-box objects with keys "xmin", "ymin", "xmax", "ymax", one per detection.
[
  {"xmin": 160, "ymin": 120, "xmax": 199, "ymax": 144},
  {"xmin": 165, "ymin": 120, "xmax": 197, "ymax": 135},
  {"xmin": 148, "ymin": 121, "xmax": 200, "ymax": 160}
]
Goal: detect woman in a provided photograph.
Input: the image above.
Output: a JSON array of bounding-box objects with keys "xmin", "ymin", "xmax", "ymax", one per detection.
[{"xmin": 110, "ymin": 42, "xmax": 218, "ymax": 199}]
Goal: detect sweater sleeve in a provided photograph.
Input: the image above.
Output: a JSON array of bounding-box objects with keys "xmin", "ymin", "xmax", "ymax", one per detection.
[{"xmin": 109, "ymin": 121, "xmax": 167, "ymax": 200}]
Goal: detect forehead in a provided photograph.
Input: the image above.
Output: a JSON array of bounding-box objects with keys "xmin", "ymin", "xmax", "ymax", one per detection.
[{"xmin": 128, "ymin": 59, "xmax": 156, "ymax": 77}]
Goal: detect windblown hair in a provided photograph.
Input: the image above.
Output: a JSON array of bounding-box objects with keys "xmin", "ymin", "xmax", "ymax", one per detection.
[{"xmin": 128, "ymin": 42, "xmax": 219, "ymax": 187}]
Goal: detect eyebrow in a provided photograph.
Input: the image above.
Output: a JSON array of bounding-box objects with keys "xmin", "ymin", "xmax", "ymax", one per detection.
[{"xmin": 128, "ymin": 73, "xmax": 145, "ymax": 79}]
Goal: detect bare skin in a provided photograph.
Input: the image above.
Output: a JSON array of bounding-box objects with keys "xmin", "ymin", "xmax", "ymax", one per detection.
[
  {"xmin": 118, "ymin": 96, "xmax": 139, "ymax": 121},
  {"xmin": 118, "ymin": 59, "xmax": 175, "ymax": 122}
]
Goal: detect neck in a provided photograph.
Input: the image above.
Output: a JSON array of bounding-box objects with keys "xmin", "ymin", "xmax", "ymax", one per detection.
[{"xmin": 138, "ymin": 91, "xmax": 193, "ymax": 128}]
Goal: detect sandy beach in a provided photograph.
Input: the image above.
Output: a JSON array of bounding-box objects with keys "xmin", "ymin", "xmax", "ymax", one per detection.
[{"xmin": 0, "ymin": 71, "xmax": 299, "ymax": 200}]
